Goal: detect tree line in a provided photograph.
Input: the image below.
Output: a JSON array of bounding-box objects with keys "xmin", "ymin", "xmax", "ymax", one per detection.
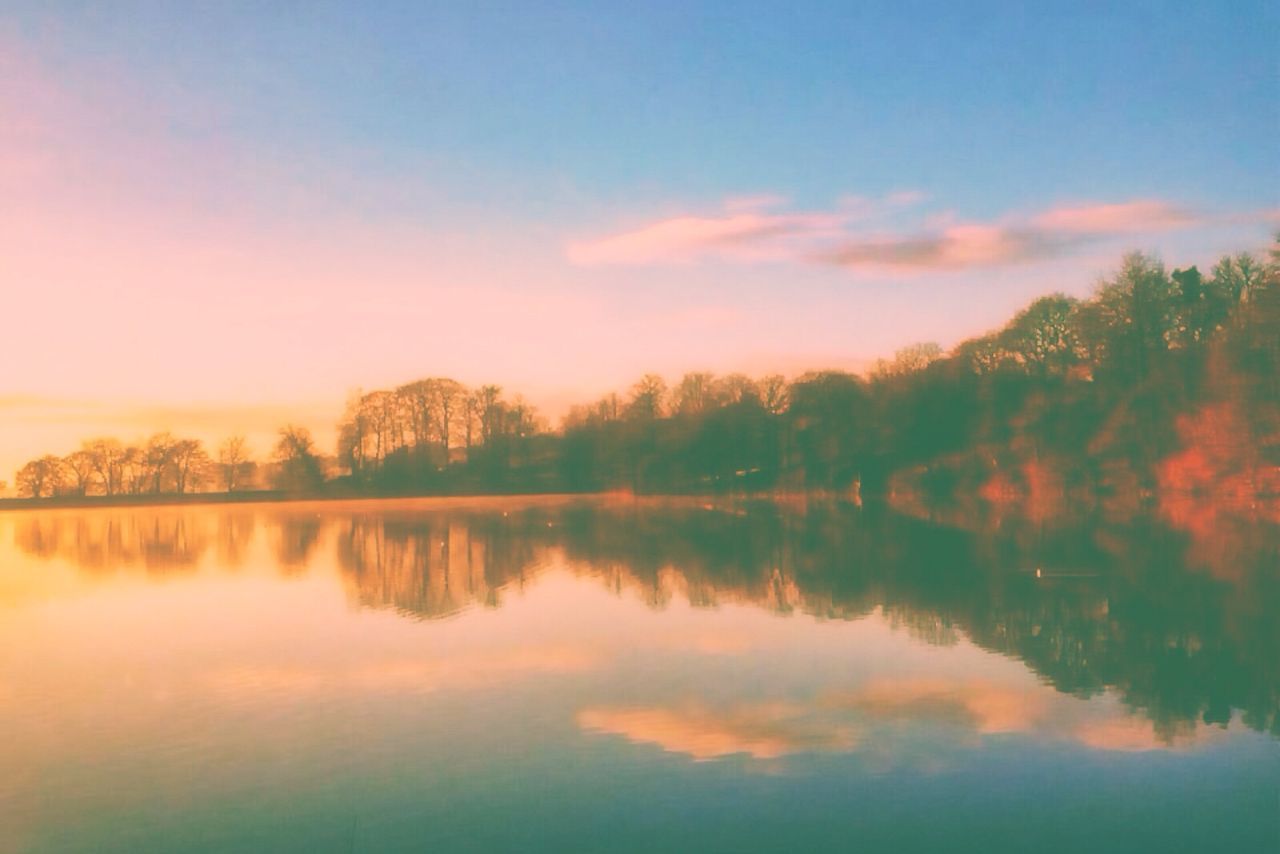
[
  {"xmin": 12, "ymin": 427, "xmax": 326, "ymax": 499},
  {"xmin": 12, "ymin": 241, "xmax": 1279, "ymax": 506}
]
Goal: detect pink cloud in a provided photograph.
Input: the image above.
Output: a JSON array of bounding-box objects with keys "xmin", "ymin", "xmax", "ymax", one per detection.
[
  {"xmin": 568, "ymin": 194, "xmax": 1213, "ymax": 272},
  {"xmin": 565, "ymin": 192, "xmax": 921, "ymax": 267},
  {"xmin": 1029, "ymin": 200, "xmax": 1192, "ymax": 234},
  {"xmin": 824, "ymin": 223, "xmax": 1052, "ymax": 271},
  {"xmin": 820, "ymin": 200, "xmax": 1200, "ymax": 272},
  {"xmin": 576, "ymin": 701, "xmax": 860, "ymax": 761},
  {"xmin": 566, "ymin": 209, "xmax": 845, "ymax": 266}
]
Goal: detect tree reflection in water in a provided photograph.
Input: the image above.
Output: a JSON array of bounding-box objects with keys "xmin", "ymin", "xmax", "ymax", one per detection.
[{"xmin": 12, "ymin": 497, "xmax": 1278, "ymax": 741}]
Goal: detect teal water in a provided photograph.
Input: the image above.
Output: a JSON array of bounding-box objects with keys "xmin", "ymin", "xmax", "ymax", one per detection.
[{"xmin": 1, "ymin": 498, "xmax": 1276, "ymax": 852}]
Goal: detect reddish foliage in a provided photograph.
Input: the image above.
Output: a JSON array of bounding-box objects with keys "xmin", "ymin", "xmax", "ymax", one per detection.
[{"xmin": 1156, "ymin": 402, "xmax": 1280, "ymax": 579}]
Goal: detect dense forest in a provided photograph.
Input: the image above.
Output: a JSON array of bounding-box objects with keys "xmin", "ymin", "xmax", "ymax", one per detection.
[{"xmin": 11, "ymin": 242, "xmax": 1280, "ymax": 517}]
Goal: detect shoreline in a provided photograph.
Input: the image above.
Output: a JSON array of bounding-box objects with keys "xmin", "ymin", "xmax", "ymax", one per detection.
[
  {"xmin": 0, "ymin": 489, "xmax": 856, "ymax": 514},
  {"xmin": 0, "ymin": 489, "xmax": 598, "ymax": 513}
]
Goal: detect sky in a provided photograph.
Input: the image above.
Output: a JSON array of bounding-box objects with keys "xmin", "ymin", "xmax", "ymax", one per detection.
[{"xmin": 1, "ymin": 1, "xmax": 1277, "ymax": 479}]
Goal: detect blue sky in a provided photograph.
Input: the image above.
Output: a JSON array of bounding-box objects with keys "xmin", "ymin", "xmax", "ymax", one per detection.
[
  {"xmin": 8, "ymin": 1, "xmax": 1276, "ymax": 214},
  {"xmin": 0, "ymin": 1, "xmax": 1276, "ymax": 471}
]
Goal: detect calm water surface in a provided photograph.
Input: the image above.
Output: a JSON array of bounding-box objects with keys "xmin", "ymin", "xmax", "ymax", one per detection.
[{"xmin": 1, "ymin": 497, "xmax": 1276, "ymax": 852}]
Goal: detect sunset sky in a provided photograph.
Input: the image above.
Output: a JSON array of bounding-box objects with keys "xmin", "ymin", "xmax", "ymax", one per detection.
[{"xmin": 2, "ymin": 1, "xmax": 1277, "ymax": 479}]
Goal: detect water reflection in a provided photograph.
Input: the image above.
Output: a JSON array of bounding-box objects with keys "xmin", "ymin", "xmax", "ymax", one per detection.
[
  {"xmin": 15, "ymin": 510, "xmax": 214, "ymax": 574},
  {"xmin": 8, "ymin": 498, "xmax": 1277, "ymax": 743},
  {"xmin": 575, "ymin": 677, "xmax": 1224, "ymax": 764},
  {"xmin": 3, "ymin": 498, "xmax": 1277, "ymax": 852},
  {"xmin": 337, "ymin": 510, "xmax": 539, "ymax": 618}
]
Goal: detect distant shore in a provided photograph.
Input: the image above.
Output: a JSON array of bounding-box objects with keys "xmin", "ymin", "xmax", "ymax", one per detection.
[
  {"xmin": 0, "ymin": 489, "xmax": 600, "ymax": 513},
  {"xmin": 0, "ymin": 489, "xmax": 841, "ymax": 513}
]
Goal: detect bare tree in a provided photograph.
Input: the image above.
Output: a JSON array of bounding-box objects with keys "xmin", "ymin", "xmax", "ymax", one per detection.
[
  {"xmin": 759, "ymin": 375, "xmax": 789, "ymax": 415},
  {"xmin": 872, "ymin": 342, "xmax": 943, "ymax": 379},
  {"xmin": 396, "ymin": 380, "xmax": 438, "ymax": 449},
  {"xmin": 84, "ymin": 438, "xmax": 127, "ymax": 496},
  {"xmin": 475, "ymin": 384, "xmax": 503, "ymax": 445},
  {"xmin": 1002, "ymin": 295, "xmax": 1081, "ymax": 374},
  {"xmin": 16, "ymin": 456, "xmax": 65, "ymax": 498},
  {"xmin": 672, "ymin": 372, "xmax": 720, "ymax": 416},
  {"xmin": 63, "ymin": 449, "xmax": 98, "ymax": 496},
  {"xmin": 716, "ymin": 373, "xmax": 760, "ymax": 406},
  {"xmin": 1213, "ymin": 252, "xmax": 1266, "ymax": 305},
  {"xmin": 626, "ymin": 374, "xmax": 667, "ymax": 420},
  {"xmin": 143, "ymin": 433, "xmax": 177, "ymax": 493},
  {"xmin": 360, "ymin": 391, "xmax": 391, "ymax": 465},
  {"xmin": 218, "ymin": 435, "xmax": 251, "ymax": 492},
  {"xmin": 337, "ymin": 391, "xmax": 371, "ymax": 475},
  {"xmin": 463, "ymin": 390, "xmax": 482, "ymax": 449},
  {"xmin": 273, "ymin": 425, "xmax": 324, "ymax": 491},
  {"xmin": 435, "ymin": 378, "xmax": 465, "ymax": 458},
  {"xmin": 594, "ymin": 393, "xmax": 621, "ymax": 422},
  {"xmin": 121, "ymin": 446, "xmax": 149, "ymax": 495},
  {"xmin": 170, "ymin": 439, "xmax": 209, "ymax": 494}
]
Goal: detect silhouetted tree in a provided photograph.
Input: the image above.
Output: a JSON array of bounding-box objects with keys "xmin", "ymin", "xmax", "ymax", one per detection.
[
  {"xmin": 16, "ymin": 456, "xmax": 65, "ymax": 498},
  {"xmin": 627, "ymin": 374, "xmax": 667, "ymax": 420},
  {"xmin": 218, "ymin": 436, "xmax": 252, "ymax": 492},
  {"xmin": 83, "ymin": 438, "xmax": 128, "ymax": 496},
  {"xmin": 62, "ymin": 449, "xmax": 97, "ymax": 496},
  {"xmin": 273, "ymin": 425, "xmax": 325, "ymax": 492}
]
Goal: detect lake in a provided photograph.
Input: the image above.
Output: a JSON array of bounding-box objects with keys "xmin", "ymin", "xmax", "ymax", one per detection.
[{"xmin": 1, "ymin": 497, "xmax": 1276, "ymax": 852}]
